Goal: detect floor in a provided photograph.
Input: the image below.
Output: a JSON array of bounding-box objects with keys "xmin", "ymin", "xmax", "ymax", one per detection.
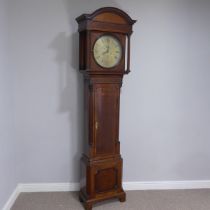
[{"xmin": 11, "ymin": 189, "xmax": 210, "ymax": 210}]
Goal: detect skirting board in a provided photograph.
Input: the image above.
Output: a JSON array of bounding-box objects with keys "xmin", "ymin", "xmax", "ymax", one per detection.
[
  {"xmin": 2, "ymin": 187, "xmax": 19, "ymax": 210},
  {"xmin": 3, "ymin": 180, "xmax": 210, "ymax": 210}
]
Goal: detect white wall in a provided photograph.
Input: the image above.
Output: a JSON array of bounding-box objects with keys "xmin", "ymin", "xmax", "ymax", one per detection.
[
  {"xmin": 0, "ymin": 0, "xmax": 16, "ymax": 208},
  {"xmin": 121, "ymin": 0, "xmax": 210, "ymax": 181},
  {"xmin": 8, "ymin": 0, "xmax": 210, "ymax": 184}
]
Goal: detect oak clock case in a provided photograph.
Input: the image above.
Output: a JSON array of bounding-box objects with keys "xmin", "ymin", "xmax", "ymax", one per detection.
[{"xmin": 76, "ymin": 7, "xmax": 136, "ymax": 210}]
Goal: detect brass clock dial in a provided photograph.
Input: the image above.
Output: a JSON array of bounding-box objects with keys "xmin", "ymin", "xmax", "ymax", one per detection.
[{"xmin": 93, "ymin": 35, "xmax": 122, "ymax": 68}]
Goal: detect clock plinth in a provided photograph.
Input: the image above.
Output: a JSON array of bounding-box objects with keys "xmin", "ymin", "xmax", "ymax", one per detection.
[
  {"xmin": 76, "ymin": 7, "xmax": 136, "ymax": 210},
  {"xmin": 79, "ymin": 155, "xmax": 126, "ymax": 210}
]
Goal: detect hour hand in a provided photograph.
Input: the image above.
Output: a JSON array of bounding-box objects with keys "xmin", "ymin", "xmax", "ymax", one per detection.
[{"xmin": 102, "ymin": 47, "xmax": 108, "ymax": 55}]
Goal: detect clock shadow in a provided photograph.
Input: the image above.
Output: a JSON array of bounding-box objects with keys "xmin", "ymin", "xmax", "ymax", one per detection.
[
  {"xmin": 49, "ymin": 31, "xmax": 84, "ymax": 184},
  {"xmin": 49, "ymin": 0, "xmax": 121, "ymax": 189}
]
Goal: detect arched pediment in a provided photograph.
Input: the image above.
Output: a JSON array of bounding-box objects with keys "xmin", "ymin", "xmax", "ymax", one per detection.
[{"xmin": 76, "ymin": 7, "xmax": 136, "ymax": 25}]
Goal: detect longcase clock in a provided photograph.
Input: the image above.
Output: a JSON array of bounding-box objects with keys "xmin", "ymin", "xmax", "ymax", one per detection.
[{"xmin": 76, "ymin": 7, "xmax": 136, "ymax": 210}]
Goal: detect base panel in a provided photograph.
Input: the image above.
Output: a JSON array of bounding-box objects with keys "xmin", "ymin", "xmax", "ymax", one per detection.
[{"xmin": 79, "ymin": 189, "xmax": 126, "ymax": 210}]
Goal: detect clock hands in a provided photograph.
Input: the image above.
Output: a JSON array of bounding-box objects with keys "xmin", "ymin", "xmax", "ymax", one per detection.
[
  {"xmin": 102, "ymin": 45, "xmax": 110, "ymax": 55},
  {"xmin": 107, "ymin": 45, "xmax": 110, "ymax": 53}
]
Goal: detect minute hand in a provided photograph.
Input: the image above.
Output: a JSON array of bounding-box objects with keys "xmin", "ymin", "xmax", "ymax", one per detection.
[
  {"xmin": 102, "ymin": 46, "xmax": 109, "ymax": 55},
  {"xmin": 107, "ymin": 45, "xmax": 110, "ymax": 53}
]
